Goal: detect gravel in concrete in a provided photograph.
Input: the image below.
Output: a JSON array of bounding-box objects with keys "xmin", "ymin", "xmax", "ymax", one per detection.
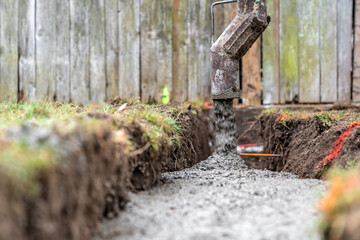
[{"xmin": 95, "ymin": 153, "xmax": 326, "ymax": 240}]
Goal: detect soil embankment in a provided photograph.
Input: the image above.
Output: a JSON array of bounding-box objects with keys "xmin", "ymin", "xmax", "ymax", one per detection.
[
  {"xmin": 259, "ymin": 110, "xmax": 360, "ymax": 178},
  {"xmin": 0, "ymin": 101, "xmax": 211, "ymax": 240}
]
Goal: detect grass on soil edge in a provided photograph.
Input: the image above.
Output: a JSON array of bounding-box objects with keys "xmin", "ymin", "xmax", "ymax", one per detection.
[
  {"xmin": 261, "ymin": 108, "xmax": 360, "ymax": 127},
  {"xmin": 0, "ymin": 99, "xmax": 187, "ymax": 196}
]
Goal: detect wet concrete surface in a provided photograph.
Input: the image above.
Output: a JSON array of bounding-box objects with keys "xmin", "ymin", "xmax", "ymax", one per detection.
[{"xmin": 94, "ymin": 153, "xmax": 326, "ymax": 240}]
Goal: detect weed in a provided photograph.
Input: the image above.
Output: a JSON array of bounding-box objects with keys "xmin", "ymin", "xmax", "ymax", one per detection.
[{"xmin": 316, "ymin": 113, "xmax": 335, "ymax": 127}]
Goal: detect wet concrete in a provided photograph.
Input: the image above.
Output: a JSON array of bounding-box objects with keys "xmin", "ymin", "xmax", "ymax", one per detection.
[
  {"xmin": 214, "ymin": 99, "xmax": 237, "ymax": 154},
  {"xmin": 95, "ymin": 153, "xmax": 326, "ymax": 240}
]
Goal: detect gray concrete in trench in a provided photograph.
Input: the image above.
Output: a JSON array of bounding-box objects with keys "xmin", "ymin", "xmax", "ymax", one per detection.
[{"xmin": 94, "ymin": 153, "xmax": 326, "ymax": 240}]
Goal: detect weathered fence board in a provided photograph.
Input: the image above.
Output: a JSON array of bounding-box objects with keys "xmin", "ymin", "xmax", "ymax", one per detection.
[
  {"xmin": 36, "ymin": 0, "xmax": 56, "ymax": 100},
  {"xmin": 156, "ymin": 0, "xmax": 173, "ymax": 103},
  {"xmin": 354, "ymin": 0, "xmax": 360, "ymax": 102},
  {"xmin": 188, "ymin": 1, "xmax": 201, "ymax": 102},
  {"xmin": 89, "ymin": 0, "xmax": 106, "ymax": 103},
  {"xmin": 19, "ymin": 0, "xmax": 36, "ymax": 102},
  {"xmin": 242, "ymin": 39, "xmax": 261, "ymax": 106},
  {"xmin": 172, "ymin": 0, "xmax": 188, "ymax": 102},
  {"xmin": 118, "ymin": 0, "xmax": 140, "ymax": 99},
  {"xmin": 70, "ymin": 0, "xmax": 90, "ymax": 104},
  {"xmin": 188, "ymin": 0, "xmax": 201, "ymax": 101},
  {"xmin": 55, "ymin": 0, "xmax": 71, "ymax": 102},
  {"xmin": 141, "ymin": 0, "xmax": 158, "ymax": 102},
  {"xmin": 141, "ymin": 0, "xmax": 172, "ymax": 103},
  {"xmin": 337, "ymin": 0, "xmax": 353, "ymax": 101},
  {"xmin": 298, "ymin": 0, "xmax": 320, "ymax": 103},
  {"xmin": 262, "ymin": 0, "xmax": 280, "ymax": 104},
  {"xmin": 0, "ymin": 0, "xmax": 19, "ymax": 101},
  {"xmin": 105, "ymin": 0, "xmax": 119, "ymax": 100},
  {"xmin": 199, "ymin": 0, "xmax": 213, "ymax": 101},
  {"xmin": 320, "ymin": 0, "xmax": 337, "ymax": 103},
  {"xmin": 279, "ymin": 0, "xmax": 299, "ymax": 104}
]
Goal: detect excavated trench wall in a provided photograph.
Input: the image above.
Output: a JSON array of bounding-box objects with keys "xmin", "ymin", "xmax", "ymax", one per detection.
[
  {"xmin": 0, "ymin": 109, "xmax": 210, "ymax": 240},
  {"xmin": 259, "ymin": 113, "xmax": 360, "ymax": 179}
]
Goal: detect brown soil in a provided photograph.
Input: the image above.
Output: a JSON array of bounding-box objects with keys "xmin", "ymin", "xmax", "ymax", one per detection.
[
  {"xmin": 234, "ymin": 108, "xmax": 264, "ymax": 168},
  {"xmin": 0, "ymin": 108, "xmax": 210, "ymax": 240},
  {"xmin": 259, "ymin": 113, "xmax": 360, "ymax": 179},
  {"xmin": 125, "ymin": 108, "xmax": 211, "ymax": 191}
]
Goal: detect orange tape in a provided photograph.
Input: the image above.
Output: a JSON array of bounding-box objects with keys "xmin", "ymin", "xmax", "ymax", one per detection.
[
  {"xmin": 239, "ymin": 153, "xmax": 282, "ymax": 157},
  {"xmin": 238, "ymin": 143, "xmax": 257, "ymax": 148}
]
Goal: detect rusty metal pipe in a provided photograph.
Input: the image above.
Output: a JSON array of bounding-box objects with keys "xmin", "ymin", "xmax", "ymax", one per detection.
[{"xmin": 211, "ymin": 0, "xmax": 270, "ymax": 100}]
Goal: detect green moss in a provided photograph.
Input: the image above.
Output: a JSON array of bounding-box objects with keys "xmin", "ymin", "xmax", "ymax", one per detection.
[{"xmin": 280, "ymin": 0, "xmax": 299, "ymax": 95}]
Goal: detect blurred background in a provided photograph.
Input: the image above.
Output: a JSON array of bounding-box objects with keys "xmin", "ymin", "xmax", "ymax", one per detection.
[{"xmin": 0, "ymin": 0, "xmax": 358, "ymax": 105}]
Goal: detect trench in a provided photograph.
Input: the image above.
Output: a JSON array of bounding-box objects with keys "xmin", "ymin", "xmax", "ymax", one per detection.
[{"xmin": 94, "ymin": 101, "xmax": 326, "ymax": 240}]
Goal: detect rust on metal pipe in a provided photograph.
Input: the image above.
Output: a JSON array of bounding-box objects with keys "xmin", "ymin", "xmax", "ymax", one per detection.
[{"xmin": 211, "ymin": 0, "xmax": 270, "ymax": 100}]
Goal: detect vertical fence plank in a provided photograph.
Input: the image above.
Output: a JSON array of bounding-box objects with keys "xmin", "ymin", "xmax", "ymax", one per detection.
[
  {"xmin": 199, "ymin": 0, "xmax": 213, "ymax": 101},
  {"xmin": 262, "ymin": 0, "xmax": 280, "ymax": 104},
  {"xmin": 36, "ymin": 0, "xmax": 56, "ymax": 100},
  {"xmin": 89, "ymin": 0, "xmax": 106, "ymax": 103},
  {"xmin": 188, "ymin": 0, "xmax": 200, "ymax": 101},
  {"xmin": 140, "ymin": 1, "xmax": 158, "ymax": 102},
  {"xmin": 19, "ymin": 0, "xmax": 36, "ymax": 102},
  {"xmin": 106, "ymin": 0, "xmax": 119, "ymax": 100},
  {"xmin": 354, "ymin": 0, "xmax": 360, "ymax": 102},
  {"xmin": 172, "ymin": 0, "xmax": 188, "ymax": 102},
  {"xmin": 118, "ymin": 0, "xmax": 140, "ymax": 99},
  {"xmin": 70, "ymin": 0, "xmax": 90, "ymax": 104},
  {"xmin": 55, "ymin": 0, "xmax": 70, "ymax": 102},
  {"xmin": 156, "ymin": 0, "xmax": 173, "ymax": 103},
  {"xmin": 338, "ymin": 0, "xmax": 353, "ymax": 101},
  {"xmin": 242, "ymin": 39, "xmax": 261, "ymax": 106},
  {"xmin": 0, "ymin": 0, "xmax": 19, "ymax": 101},
  {"xmin": 298, "ymin": 0, "xmax": 320, "ymax": 103},
  {"xmin": 279, "ymin": 0, "xmax": 299, "ymax": 103},
  {"xmin": 319, "ymin": 0, "xmax": 337, "ymax": 103}
]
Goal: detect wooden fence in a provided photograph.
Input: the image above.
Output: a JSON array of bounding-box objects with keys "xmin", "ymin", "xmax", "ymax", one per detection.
[
  {"xmin": 263, "ymin": 0, "xmax": 355, "ymax": 104},
  {"xmin": 0, "ymin": 0, "xmax": 358, "ymax": 105},
  {"xmin": 0, "ymin": 0, "xmax": 243, "ymax": 104}
]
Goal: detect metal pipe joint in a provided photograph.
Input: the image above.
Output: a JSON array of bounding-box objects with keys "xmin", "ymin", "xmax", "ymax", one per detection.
[{"xmin": 211, "ymin": 0, "xmax": 270, "ymax": 100}]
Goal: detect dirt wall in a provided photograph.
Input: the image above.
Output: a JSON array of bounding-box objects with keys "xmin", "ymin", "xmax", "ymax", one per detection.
[
  {"xmin": 0, "ymin": 108, "xmax": 211, "ymax": 240},
  {"xmin": 259, "ymin": 113, "xmax": 360, "ymax": 178}
]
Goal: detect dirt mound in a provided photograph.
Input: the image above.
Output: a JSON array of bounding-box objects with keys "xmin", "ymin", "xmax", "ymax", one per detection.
[
  {"xmin": 0, "ymin": 105, "xmax": 210, "ymax": 240},
  {"xmin": 259, "ymin": 112, "xmax": 360, "ymax": 178}
]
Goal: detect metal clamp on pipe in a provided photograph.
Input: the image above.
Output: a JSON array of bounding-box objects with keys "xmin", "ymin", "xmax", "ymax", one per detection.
[{"xmin": 211, "ymin": 0, "xmax": 270, "ymax": 100}]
